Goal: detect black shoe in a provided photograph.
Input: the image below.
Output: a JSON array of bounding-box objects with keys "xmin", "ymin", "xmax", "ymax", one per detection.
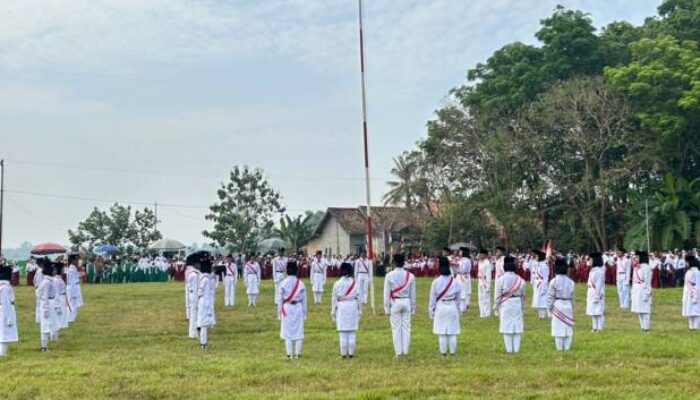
[
  {"xmin": 341, "ymin": 355, "xmax": 347, "ymax": 359},
  {"xmin": 348, "ymin": 355, "xmax": 354, "ymax": 359},
  {"xmin": 286, "ymin": 355, "xmax": 292, "ymax": 360},
  {"xmin": 441, "ymin": 353, "xmax": 447, "ymax": 357},
  {"xmin": 40, "ymin": 347, "xmax": 47, "ymax": 352}
]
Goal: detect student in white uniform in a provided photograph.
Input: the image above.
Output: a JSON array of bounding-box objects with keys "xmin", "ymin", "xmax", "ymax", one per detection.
[
  {"xmin": 383, "ymin": 253, "xmax": 416, "ymax": 358},
  {"xmin": 616, "ymin": 250, "xmax": 632, "ymax": 309},
  {"xmin": 53, "ymin": 263, "xmax": 68, "ymax": 331},
  {"xmin": 272, "ymin": 248, "xmax": 289, "ymax": 305},
  {"xmin": 223, "ymin": 254, "xmax": 238, "ymax": 307},
  {"xmin": 244, "ymin": 255, "xmax": 261, "ymax": 307},
  {"xmin": 196, "ymin": 255, "xmax": 216, "ymax": 350},
  {"xmin": 631, "ymin": 251, "xmax": 653, "ymax": 332},
  {"xmin": 531, "ymin": 250, "xmax": 549, "ymax": 319},
  {"xmin": 278, "ymin": 261, "xmax": 307, "ymax": 359},
  {"xmin": 682, "ymin": 255, "xmax": 700, "ymax": 331},
  {"xmin": 38, "ymin": 262, "xmax": 56, "ymax": 352},
  {"xmin": 185, "ymin": 254, "xmax": 201, "ymax": 339},
  {"xmin": 66, "ymin": 254, "xmax": 81, "ymax": 323},
  {"xmin": 457, "ymin": 248, "xmax": 472, "ymax": 314},
  {"xmin": 310, "ymin": 251, "xmax": 327, "ymax": 304},
  {"xmin": 476, "ymin": 249, "xmax": 493, "ymax": 318},
  {"xmin": 547, "ymin": 258, "xmax": 575, "ymax": 351},
  {"xmin": 494, "ymin": 256, "xmax": 526, "ymax": 353},
  {"xmin": 0, "ymin": 265, "xmax": 18, "ymax": 357},
  {"xmin": 586, "ymin": 252, "xmax": 606, "ymax": 332},
  {"xmin": 331, "ymin": 262, "xmax": 362, "ymax": 359},
  {"xmin": 354, "ymin": 252, "xmax": 371, "ymax": 304},
  {"xmin": 493, "ymin": 246, "xmax": 506, "ymax": 304},
  {"xmin": 429, "ymin": 257, "xmax": 462, "ymax": 356},
  {"xmin": 34, "ymin": 260, "xmax": 45, "ymax": 324}
]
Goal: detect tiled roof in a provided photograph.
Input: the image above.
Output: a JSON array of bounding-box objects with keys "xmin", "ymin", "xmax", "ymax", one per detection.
[{"xmin": 313, "ymin": 206, "xmax": 428, "ymax": 236}]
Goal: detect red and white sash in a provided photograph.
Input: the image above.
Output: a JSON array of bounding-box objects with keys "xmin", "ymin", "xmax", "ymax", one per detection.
[
  {"xmin": 281, "ymin": 278, "xmax": 300, "ymax": 317},
  {"xmin": 495, "ymin": 277, "xmax": 522, "ymax": 308},
  {"xmin": 551, "ymin": 306, "xmax": 575, "ymax": 326},
  {"xmin": 340, "ymin": 279, "xmax": 357, "ymax": 301},
  {"xmin": 226, "ymin": 264, "xmax": 235, "ymax": 276},
  {"xmin": 246, "ymin": 264, "xmax": 257, "ymax": 275},
  {"xmin": 390, "ymin": 270, "xmax": 411, "ymax": 301},
  {"xmin": 436, "ymin": 276, "xmax": 454, "ymax": 302}
]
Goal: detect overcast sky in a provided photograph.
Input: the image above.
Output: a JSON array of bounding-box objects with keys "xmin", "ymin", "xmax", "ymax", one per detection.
[{"xmin": 0, "ymin": 0, "xmax": 661, "ymax": 248}]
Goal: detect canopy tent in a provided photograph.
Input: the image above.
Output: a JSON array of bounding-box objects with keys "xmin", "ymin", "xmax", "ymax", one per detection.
[
  {"xmin": 30, "ymin": 242, "xmax": 67, "ymax": 255},
  {"xmin": 148, "ymin": 238, "xmax": 186, "ymax": 251},
  {"xmin": 92, "ymin": 244, "xmax": 118, "ymax": 254},
  {"xmin": 448, "ymin": 242, "xmax": 477, "ymax": 252},
  {"xmin": 258, "ymin": 237, "xmax": 291, "ymax": 254}
]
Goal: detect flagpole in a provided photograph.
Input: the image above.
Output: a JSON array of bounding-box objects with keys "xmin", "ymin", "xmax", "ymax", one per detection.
[
  {"xmin": 645, "ymin": 198, "xmax": 651, "ymax": 253},
  {"xmin": 357, "ymin": 0, "xmax": 376, "ymax": 315},
  {"xmin": 0, "ymin": 159, "xmax": 4, "ymax": 256}
]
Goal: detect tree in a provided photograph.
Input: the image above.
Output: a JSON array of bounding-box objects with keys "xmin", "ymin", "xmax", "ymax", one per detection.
[
  {"xmin": 203, "ymin": 166, "xmax": 285, "ymax": 254},
  {"xmin": 68, "ymin": 204, "xmax": 161, "ymax": 251},
  {"xmin": 274, "ymin": 214, "xmax": 315, "ymax": 253},
  {"xmin": 383, "ymin": 153, "xmax": 419, "ymax": 208}
]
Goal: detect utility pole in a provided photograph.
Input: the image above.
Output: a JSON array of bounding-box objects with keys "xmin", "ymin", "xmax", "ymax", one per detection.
[
  {"xmin": 154, "ymin": 202, "xmax": 158, "ymax": 234},
  {"xmin": 0, "ymin": 159, "xmax": 4, "ymax": 255}
]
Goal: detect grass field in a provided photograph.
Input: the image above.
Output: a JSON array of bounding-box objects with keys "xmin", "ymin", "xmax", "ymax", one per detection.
[{"xmin": 1, "ymin": 279, "xmax": 698, "ymax": 399}]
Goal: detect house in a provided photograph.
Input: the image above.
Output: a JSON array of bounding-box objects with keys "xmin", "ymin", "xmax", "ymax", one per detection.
[{"xmin": 304, "ymin": 206, "xmax": 429, "ymax": 256}]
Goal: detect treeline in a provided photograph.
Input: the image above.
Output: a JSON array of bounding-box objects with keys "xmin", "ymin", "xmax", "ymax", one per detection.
[{"xmin": 385, "ymin": 1, "xmax": 700, "ymax": 252}]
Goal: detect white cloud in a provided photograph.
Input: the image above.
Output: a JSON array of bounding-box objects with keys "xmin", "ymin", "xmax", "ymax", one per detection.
[{"xmin": 0, "ymin": 84, "xmax": 110, "ymax": 116}]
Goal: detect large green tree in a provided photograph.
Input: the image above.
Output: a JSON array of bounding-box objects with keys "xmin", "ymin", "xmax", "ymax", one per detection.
[{"xmin": 68, "ymin": 204, "xmax": 161, "ymax": 251}]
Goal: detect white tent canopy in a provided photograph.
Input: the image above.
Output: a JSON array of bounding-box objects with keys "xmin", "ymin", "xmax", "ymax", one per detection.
[{"xmin": 148, "ymin": 238, "xmax": 186, "ymax": 251}]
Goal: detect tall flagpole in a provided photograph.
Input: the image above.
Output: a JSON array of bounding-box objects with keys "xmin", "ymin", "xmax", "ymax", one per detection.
[
  {"xmin": 357, "ymin": 0, "xmax": 376, "ymax": 315},
  {"xmin": 0, "ymin": 159, "xmax": 4, "ymax": 256},
  {"xmin": 645, "ymin": 198, "xmax": 651, "ymax": 253}
]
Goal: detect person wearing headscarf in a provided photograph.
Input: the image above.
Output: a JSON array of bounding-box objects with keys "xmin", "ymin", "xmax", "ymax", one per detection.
[
  {"xmin": 244, "ymin": 254, "xmax": 262, "ymax": 307},
  {"xmin": 494, "ymin": 256, "xmax": 526, "ymax": 353},
  {"xmin": 428, "ymin": 257, "xmax": 462, "ymax": 356},
  {"xmin": 196, "ymin": 254, "xmax": 216, "ymax": 350},
  {"xmin": 531, "ymin": 250, "xmax": 550, "ymax": 319},
  {"xmin": 383, "ymin": 253, "xmax": 416, "ymax": 358},
  {"xmin": 547, "ymin": 258, "xmax": 575, "ymax": 351},
  {"xmin": 331, "ymin": 262, "xmax": 362, "ymax": 359},
  {"xmin": 457, "ymin": 248, "xmax": 472, "ymax": 314},
  {"xmin": 586, "ymin": 252, "xmax": 606, "ymax": 332},
  {"xmin": 631, "ymin": 251, "xmax": 653, "ymax": 332},
  {"xmin": 477, "ymin": 248, "xmax": 493, "ymax": 318},
  {"xmin": 0, "ymin": 264, "xmax": 18, "ymax": 356},
  {"xmin": 278, "ymin": 261, "xmax": 307, "ymax": 359},
  {"xmin": 682, "ymin": 255, "xmax": 700, "ymax": 331}
]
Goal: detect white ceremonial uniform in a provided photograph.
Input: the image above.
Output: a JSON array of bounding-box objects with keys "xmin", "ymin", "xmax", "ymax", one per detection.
[
  {"xmin": 272, "ymin": 256, "xmax": 289, "ymax": 305},
  {"xmin": 354, "ymin": 257, "xmax": 371, "ymax": 304},
  {"xmin": 223, "ymin": 262, "xmax": 237, "ymax": 307},
  {"xmin": 546, "ymin": 275, "xmax": 575, "ymax": 351},
  {"xmin": 477, "ymin": 259, "xmax": 493, "ymax": 317},
  {"xmin": 311, "ymin": 257, "xmax": 327, "ymax": 304},
  {"xmin": 185, "ymin": 268, "xmax": 200, "ymax": 338},
  {"xmin": 494, "ymin": 271, "xmax": 525, "ymax": 353},
  {"xmin": 0, "ymin": 281, "xmax": 18, "ymax": 356},
  {"xmin": 53, "ymin": 276, "xmax": 68, "ymax": 329},
  {"xmin": 531, "ymin": 260, "xmax": 549, "ymax": 318},
  {"xmin": 244, "ymin": 262, "xmax": 261, "ymax": 306},
  {"xmin": 457, "ymin": 257, "xmax": 472, "ymax": 313},
  {"xmin": 493, "ymin": 256, "xmax": 505, "ymax": 303},
  {"xmin": 278, "ymin": 276, "xmax": 307, "ymax": 358},
  {"xmin": 66, "ymin": 264, "xmax": 80, "ymax": 322},
  {"xmin": 38, "ymin": 276, "xmax": 56, "ymax": 348},
  {"xmin": 383, "ymin": 267, "xmax": 416, "ymax": 356},
  {"xmin": 331, "ymin": 276, "xmax": 361, "ymax": 357},
  {"xmin": 34, "ymin": 269, "xmax": 44, "ymax": 324},
  {"xmin": 429, "ymin": 275, "xmax": 462, "ymax": 355},
  {"xmin": 682, "ymin": 266, "xmax": 700, "ymax": 330},
  {"xmin": 631, "ymin": 263, "xmax": 653, "ymax": 331},
  {"xmin": 616, "ymin": 256, "xmax": 632, "ymax": 309},
  {"xmin": 586, "ymin": 266, "xmax": 606, "ymax": 331},
  {"xmin": 196, "ymin": 272, "xmax": 216, "ymax": 346}
]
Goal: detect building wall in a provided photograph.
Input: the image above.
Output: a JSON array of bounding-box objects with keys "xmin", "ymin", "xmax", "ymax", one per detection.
[{"xmin": 305, "ymin": 215, "xmax": 352, "ymax": 256}]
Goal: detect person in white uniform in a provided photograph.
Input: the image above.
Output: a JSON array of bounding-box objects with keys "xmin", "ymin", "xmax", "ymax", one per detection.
[
  {"xmin": 185, "ymin": 254, "xmax": 201, "ymax": 339},
  {"xmin": 278, "ymin": 261, "xmax": 307, "ymax": 359},
  {"xmin": 429, "ymin": 257, "xmax": 462, "ymax": 356},
  {"xmin": 383, "ymin": 253, "xmax": 416, "ymax": 358},
  {"xmin": 682, "ymin": 255, "xmax": 700, "ymax": 330},
  {"xmin": 53, "ymin": 263, "xmax": 69, "ymax": 331},
  {"xmin": 354, "ymin": 252, "xmax": 371, "ymax": 304},
  {"xmin": 547, "ymin": 258, "xmax": 575, "ymax": 351},
  {"xmin": 34, "ymin": 260, "xmax": 45, "ymax": 324},
  {"xmin": 331, "ymin": 262, "xmax": 362, "ymax": 359},
  {"xmin": 223, "ymin": 254, "xmax": 238, "ymax": 307},
  {"xmin": 272, "ymin": 248, "xmax": 289, "ymax": 305},
  {"xmin": 631, "ymin": 251, "xmax": 653, "ymax": 332},
  {"xmin": 531, "ymin": 250, "xmax": 549, "ymax": 319},
  {"xmin": 244, "ymin": 255, "xmax": 261, "ymax": 307},
  {"xmin": 0, "ymin": 265, "xmax": 18, "ymax": 357},
  {"xmin": 494, "ymin": 256, "xmax": 526, "ymax": 353},
  {"xmin": 37, "ymin": 262, "xmax": 57, "ymax": 352},
  {"xmin": 66, "ymin": 254, "xmax": 81, "ymax": 323},
  {"xmin": 586, "ymin": 252, "xmax": 606, "ymax": 332},
  {"xmin": 476, "ymin": 249, "xmax": 493, "ymax": 318},
  {"xmin": 196, "ymin": 255, "xmax": 216, "ymax": 350},
  {"xmin": 310, "ymin": 251, "xmax": 327, "ymax": 304},
  {"xmin": 457, "ymin": 248, "xmax": 472, "ymax": 314},
  {"xmin": 493, "ymin": 246, "xmax": 506, "ymax": 303},
  {"xmin": 616, "ymin": 250, "xmax": 632, "ymax": 309}
]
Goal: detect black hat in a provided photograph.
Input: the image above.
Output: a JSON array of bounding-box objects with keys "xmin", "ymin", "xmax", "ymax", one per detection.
[
  {"xmin": 199, "ymin": 258, "xmax": 213, "ymax": 274},
  {"xmin": 0, "ymin": 265, "xmax": 11, "ymax": 281},
  {"xmin": 685, "ymin": 255, "xmax": 696, "ymax": 264},
  {"xmin": 589, "ymin": 252, "xmax": 604, "ymax": 267},
  {"xmin": 54, "ymin": 262, "xmax": 65, "ymax": 275},
  {"xmin": 689, "ymin": 258, "xmax": 700, "ymax": 268},
  {"xmin": 340, "ymin": 262, "xmax": 353, "ymax": 277},
  {"xmin": 637, "ymin": 251, "xmax": 649, "ymax": 264},
  {"xmin": 287, "ymin": 261, "xmax": 298, "ymax": 276},
  {"xmin": 279, "ymin": 248, "xmax": 286, "ymax": 253},
  {"xmin": 504, "ymin": 256, "xmax": 516, "ymax": 272},
  {"xmin": 495, "ymin": 246, "xmax": 506, "ymax": 253},
  {"xmin": 554, "ymin": 258, "xmax": 568, "ymax": 275},
  {"xmin": 438, "ymin": 256, "xmax": 451, "ymax": 276},
  {"xmin": 316, "ymin": 250, "xmax": 323, "ymax": 256},
  {"xmin": 442, "ymin": 247, "xmax": 452, "ymax": 253},
  {"xmin": 479, "ymin": 248, "xmax": 488, "ymax": 255},
  {"xmin": 460, "ymin": 247, "xmax": 470, "ymax": 257},
  {"xmin": 392, "ymin": 253, "xmax": 405, "ymax": 268},
  {"xmin": 535, "ymin": 250, "xmax": 546, "ymax": 262}
]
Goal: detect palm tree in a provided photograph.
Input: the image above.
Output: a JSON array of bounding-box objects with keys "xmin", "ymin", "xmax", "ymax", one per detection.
[
  {"xmin": 383, "ymin": 153, "xmax": 417, "ymax": 208},
  {"xmin": 274, "ymin": 214, "xmax": 315, "ymax": 252}
]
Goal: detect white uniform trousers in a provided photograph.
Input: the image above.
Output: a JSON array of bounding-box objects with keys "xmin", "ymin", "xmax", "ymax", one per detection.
[
  {"xmin": 357, "ymin": 273, "xmax": 369, "ymax": 304},
  {"xmin": 616, "ymin": 281, "xmax": 630, "ymax": 309},
  {"xmin": 478, "ymin": 285, "xmax": 491, "ymax": 317},
  {"xmin": 389, "ymin": 298, "xmax": 412, "ymax": 356},
  {"xmin": 223, "ymin": 276, "xmax": 235, "ymax": 307}
]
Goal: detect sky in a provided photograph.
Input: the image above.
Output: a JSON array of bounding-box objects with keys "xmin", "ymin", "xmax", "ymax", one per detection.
[{"xmin": 0, "ymin": 0, "xmax": 661, "ymax": 248}]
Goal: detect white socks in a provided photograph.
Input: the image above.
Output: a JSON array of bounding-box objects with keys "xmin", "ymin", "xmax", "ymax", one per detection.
[
  {"xmin": 248, "ymin": 295, "xmax": 257, "ymax": 307},
  {"xmin": 285, "ymin": 340, "xmax": 303, "ymax": 357},
  {"xmin": 438, "ymin": 335, "xmax": 457, "ymax": 355},
  {"xmin": 41, "ymin": 333, "xmax": 49, "ymax": 349},
  {"xmin": 313, "ymin": 292, "xmax": 322, "ymax": 304},
  {"xmin": 538, "ymin": 308, "xmax": 547, "ymax": 319},
  {"xmin": 555, "ymin": 336, "xmax": 573, "ymax": 351},
  {"xmin": 199, "ymin": 327, "xmax": 208, "ymax": 345},
  {"xmin": 0, "ymin": 343, "xmax": 7, "ymax": 356},
  {"xmin": 503, "ymin": 333, "xmax": 521, "ymax": 353},
  {"xmin": 690, "ymin": 316, "xmax": 700, "ymax": 330},
  {"xmin": 339, "ymin": 332, "xmax": 356, "ymax": 356},
  {"xmin": 638, "ymin": 313, "xmax": 651, "ymax": 331},
  {"xmin": 592, "ymin": 315, "xmax": 605, "ymax": 331}
]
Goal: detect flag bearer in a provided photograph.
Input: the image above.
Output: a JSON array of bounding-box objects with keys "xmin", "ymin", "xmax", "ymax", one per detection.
[
  {"xmin": 383, "ymin": 253, "xmax": 416, "ymax": 358},
  {"xmin": 331, "ymin": 262, "xmax": 362, "ymax": 359},
  {"xmin": 494, "ymin": 256, "xmax": 526, "ymax": 354},
  {"xmin": 428, "ymin": 256, "xmax": 461, "ymax": 356},
  {"xmin": 547, "ymin": 258, "xmax": 575, "ymax": 351},
  {"xmin": 278, "ymin": 261, "xmax": 307, "ymax": 359}
]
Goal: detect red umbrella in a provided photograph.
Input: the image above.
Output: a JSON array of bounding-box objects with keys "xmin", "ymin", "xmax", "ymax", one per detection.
[{"xmin": 31, "ymin": 242, "xmax": 67, "ymax": 255}]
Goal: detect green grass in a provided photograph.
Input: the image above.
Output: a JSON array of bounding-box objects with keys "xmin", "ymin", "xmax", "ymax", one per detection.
[{"xmin": 1, "ymin": 279, "xmax": 698, "ymax": 399}]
